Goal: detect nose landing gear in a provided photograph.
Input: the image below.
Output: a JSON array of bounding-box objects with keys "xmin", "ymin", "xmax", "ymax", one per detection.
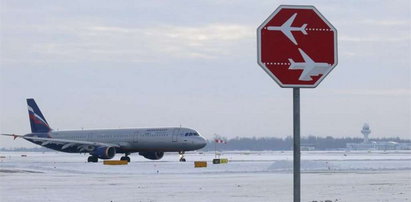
[{"xmin": 179, "ymin": 151, "xmax": 186, "ymax": 162}]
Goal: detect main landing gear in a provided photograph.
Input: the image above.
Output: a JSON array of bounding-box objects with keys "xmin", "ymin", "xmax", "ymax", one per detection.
[
  {"xmin": 120, "ymin": 153, "xmax": 131, "ymax": 162},
  {"xmin": 87, "ymin": 156, "xmax": 98, "ymax": 163},
  {"xmin": 179, "ymin": 151, "xmax": 186, "ymax": 162}
]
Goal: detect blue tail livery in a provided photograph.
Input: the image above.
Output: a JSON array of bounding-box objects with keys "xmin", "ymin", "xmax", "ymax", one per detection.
[{"xmin": 27, "ymin": 98, "xmax": 52, "ymax": 133}]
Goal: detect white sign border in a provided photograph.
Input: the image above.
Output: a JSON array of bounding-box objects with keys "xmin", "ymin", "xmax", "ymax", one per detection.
[{"xmin": 257, "ymin": 5, "xmax": 338, "ymax": 88}]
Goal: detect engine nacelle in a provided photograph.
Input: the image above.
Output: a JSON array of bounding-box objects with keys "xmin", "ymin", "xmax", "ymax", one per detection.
[
  {"xmin": 90, "ymin": 146, "xmax": 116, "ymax": 159},
  {"xmin": 139, "ymin": 151, "xmax": 164, "ymax": 160}
]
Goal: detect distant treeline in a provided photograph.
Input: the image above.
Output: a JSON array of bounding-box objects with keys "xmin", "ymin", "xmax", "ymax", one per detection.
[
  {"xmin": 1, "ymin": 136, "xmax": 410, "ymax": 152},
  {"xmin": 202, "ymin": 136, "xmax": 411, "ymax": 151}
]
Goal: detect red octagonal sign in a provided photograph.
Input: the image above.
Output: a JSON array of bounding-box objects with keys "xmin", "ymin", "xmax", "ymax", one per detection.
[{"xmin": 257, "ymin": 5, "xmax": 337, "ymax": 88}]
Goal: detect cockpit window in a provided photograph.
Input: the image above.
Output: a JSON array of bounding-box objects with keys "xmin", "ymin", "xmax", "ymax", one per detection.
[{"xmin": 185, "ymin": 132, "xmax": 199, "ymax": 136}]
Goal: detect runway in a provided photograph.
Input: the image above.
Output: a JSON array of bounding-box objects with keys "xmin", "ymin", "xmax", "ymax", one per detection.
[{"xmin": 1, "ymin": 151, "xmax": 410, "ymax": 202}]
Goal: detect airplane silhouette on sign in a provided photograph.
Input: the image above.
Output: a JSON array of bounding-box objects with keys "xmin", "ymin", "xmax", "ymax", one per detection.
[
  {"xmin": 267, "ymin": 13, "xmax": 307, "ymax": 45},
  {"xmin": 288, "ymin": 48, "xmax": 331, "ymax": 81}
]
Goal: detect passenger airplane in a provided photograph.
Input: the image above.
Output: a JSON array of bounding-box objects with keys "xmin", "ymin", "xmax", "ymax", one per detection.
[
  {"xmin": 288, "ymin": 48, "xmax": 331, "ymax": 81},
  {"xmin": 267, "ymin": 13, "xmax": 307, "ymax": 45},
  {"xmin": 1, "ymin": 99, "xmax": 207, "ymax": 162}
]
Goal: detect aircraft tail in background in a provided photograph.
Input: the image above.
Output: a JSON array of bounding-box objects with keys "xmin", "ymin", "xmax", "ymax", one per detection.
[{"xmin": 27, "ymin": 98, "xmax": 52, "ymax": 133}]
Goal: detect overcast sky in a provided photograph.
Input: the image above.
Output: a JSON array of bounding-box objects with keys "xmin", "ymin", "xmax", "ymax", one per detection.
[{"xmin": 1, "ymin": 0, "xmax": 410, "ymax": 148}]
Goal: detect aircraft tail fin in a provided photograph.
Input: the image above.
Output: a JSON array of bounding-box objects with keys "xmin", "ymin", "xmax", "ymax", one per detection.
[{"xmin": 27, "ymin": 98, "xmax": 52, "ymax": 133}]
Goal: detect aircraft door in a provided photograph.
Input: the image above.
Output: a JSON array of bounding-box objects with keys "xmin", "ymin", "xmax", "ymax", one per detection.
[
  {"xmin": 134, "ymin": 131, "xmax": 139, "ymax": 143},
  {"xmin": 172, "ymin": 128, "xmax": 179, "ymax": 142}
]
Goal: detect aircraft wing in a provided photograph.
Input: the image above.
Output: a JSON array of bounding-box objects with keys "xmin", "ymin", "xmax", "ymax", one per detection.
[
  {"xmin": 283, "ymin": 13, "xmax": 297, "ymax": 28},
  {"xmin": 282, "ymin": 13, "xmax": 298, "ymax": 45},
  {"xmin": 299, "ymin": 64, "xmax": 331, "ymax": 81},
  {"xmin": 298, "ymin": 48, "xmax": 314, "ymax": 64},
  {"xmin": 298, "ymin": 67, "xmax": 314, "ymax": 81},
  {"xmin": 1, "ymin": 134, "xmax": 119, "ymax": 151}
]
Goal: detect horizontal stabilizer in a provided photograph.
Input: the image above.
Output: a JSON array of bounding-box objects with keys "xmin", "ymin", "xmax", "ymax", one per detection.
[
  {"xmin": 301, "ymin": 24, "xmax": 307, "ymax": 35},
  {"xmin": 288, "ymin": 59, "xmax": 297, "ymax": 69}
]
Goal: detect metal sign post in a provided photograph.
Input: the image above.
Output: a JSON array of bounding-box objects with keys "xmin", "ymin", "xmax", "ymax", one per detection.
[{"xmin": 293, "ymin": 88, "xmax": 300, "ymax": 202}]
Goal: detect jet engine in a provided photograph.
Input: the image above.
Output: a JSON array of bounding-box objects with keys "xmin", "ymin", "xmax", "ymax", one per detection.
[
  {"xmin": 90, "ymin": 146, "xmax": 116, "ymax": 159},
  {"xmin": 139, "ymin": 151, "xmax": 164, "ymax": 160}
]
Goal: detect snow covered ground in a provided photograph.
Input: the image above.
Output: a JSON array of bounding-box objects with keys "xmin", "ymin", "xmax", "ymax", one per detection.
[{"xmin": 0, "ymin": 151, "xmax": 410, "ymax": 202}]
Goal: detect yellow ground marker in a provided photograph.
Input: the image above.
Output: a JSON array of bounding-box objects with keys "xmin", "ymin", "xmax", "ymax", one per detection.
[
  {"xmin": 194, "ymin": 161, "xmax": 207, "ymax": 168},
  {"xmin": 103, "ymin": 160, "xmax": 128, "ymax": 165}
]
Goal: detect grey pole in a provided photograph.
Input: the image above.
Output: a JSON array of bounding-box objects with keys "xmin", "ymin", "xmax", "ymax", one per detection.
[{"xmin": 293, "ymin": 88, "xmax": 301, "ymax": 202}]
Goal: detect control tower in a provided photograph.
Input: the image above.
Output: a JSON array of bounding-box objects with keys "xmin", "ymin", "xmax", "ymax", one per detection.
[{"xmin": 361, "ymin": 123, "xmax": 371, "ymax": 143}]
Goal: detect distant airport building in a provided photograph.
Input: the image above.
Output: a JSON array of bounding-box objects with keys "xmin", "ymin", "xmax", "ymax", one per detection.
[
  {"xmin": 300, "ymin": 144, "xmax": 316, "ymax": 151},
  {"xmin": 361, "ymin": 123, "xmax": 371, "ymax": 144},
  {"xmin": 346, "ymin": 123, "xmax": 411, "ymax": 151}
]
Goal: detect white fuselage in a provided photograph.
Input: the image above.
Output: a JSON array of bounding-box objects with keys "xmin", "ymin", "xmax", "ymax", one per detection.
[{"xmin": 30, "ymin": 127, "xmax": 207, "ymax": 153}]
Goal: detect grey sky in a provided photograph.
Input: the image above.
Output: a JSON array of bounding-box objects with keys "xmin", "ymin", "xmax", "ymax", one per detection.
[{"xmin": 1, "ymin": 0, "xmax": 410, "ymax": 148}]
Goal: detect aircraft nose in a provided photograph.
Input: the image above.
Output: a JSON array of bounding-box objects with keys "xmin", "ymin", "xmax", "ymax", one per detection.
[{"xmin": 195, "ymin": 136, "xmax": 207, "ymax": 149}]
